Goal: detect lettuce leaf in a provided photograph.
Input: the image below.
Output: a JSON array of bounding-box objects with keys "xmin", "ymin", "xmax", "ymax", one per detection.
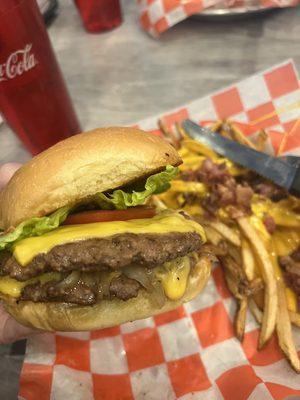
[
  {"xmin": 0, "ymin": 165, "xmax": 178, "ymax": 251},
  {"xmin": 96, "ymin": 165, "xmax": 178, "ymax": 210},
  {"xmin": 0, "ymin": 206, "xmax": 70, "ymax": 251}
]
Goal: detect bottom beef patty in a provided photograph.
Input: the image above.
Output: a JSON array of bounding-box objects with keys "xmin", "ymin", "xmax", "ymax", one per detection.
[
  {"xmin": 1, "ymin": 232, "xmax": 202, "ymax": 281},
  {"xmin": 20, "ymin": 254, "xmax": 201, "ymax": 305},
  {"xmin": 21, "ymin": 274, "xmax": 141, "ymax": 305}
]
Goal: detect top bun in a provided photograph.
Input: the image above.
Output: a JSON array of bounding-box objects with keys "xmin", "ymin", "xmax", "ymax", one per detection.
[{"xmin": 0, "ymin": 127, "xmax": 181, "ymax": 229}]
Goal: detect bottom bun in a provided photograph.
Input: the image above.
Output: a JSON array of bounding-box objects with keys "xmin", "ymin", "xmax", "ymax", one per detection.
[{"xmin": 1, "ymin": 256, "xmax": 211, "ymax": 332}]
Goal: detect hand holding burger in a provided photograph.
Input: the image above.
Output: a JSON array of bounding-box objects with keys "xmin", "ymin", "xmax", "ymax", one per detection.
[{"xmin": 0, "ymin": 163, "xmax": 37, "ymax": 343}]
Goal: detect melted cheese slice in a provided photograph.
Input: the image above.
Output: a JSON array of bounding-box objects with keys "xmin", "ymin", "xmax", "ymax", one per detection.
[
  {"xmin": 156, "ymin": 257, "xmax": 191, "ymax": 300},
  {"xmin": 13, "ymin": 211, "xmax": 206, "ymax": 266}
]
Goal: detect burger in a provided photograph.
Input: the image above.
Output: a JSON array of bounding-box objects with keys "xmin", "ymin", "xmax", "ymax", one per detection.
[{"xmin": 0, "ymin": 127, "xmax": 211, "ymax": 331}]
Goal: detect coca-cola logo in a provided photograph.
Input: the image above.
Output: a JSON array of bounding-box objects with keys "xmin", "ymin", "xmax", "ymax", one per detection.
[{"xmin": 0, "ymin": 43, "xmax": 37, "ymax": 82}]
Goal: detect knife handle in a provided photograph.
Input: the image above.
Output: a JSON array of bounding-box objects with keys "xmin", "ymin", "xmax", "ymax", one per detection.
[
  {"xmin": 279, "ymin": 156, "xmax": 300, "ymax": 167},
  {"xmin": 290, "ymin": 168, "xmax": 300, "ymax": 197}
]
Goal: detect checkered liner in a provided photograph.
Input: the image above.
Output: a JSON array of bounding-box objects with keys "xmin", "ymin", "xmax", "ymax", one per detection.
[
  {"xmin": 137, "ymin": 0, "xmax": 300, "ymax": 36},
  {"xmin": 19, "ymin": 60, "xmax": 300, "ymax": 400}
]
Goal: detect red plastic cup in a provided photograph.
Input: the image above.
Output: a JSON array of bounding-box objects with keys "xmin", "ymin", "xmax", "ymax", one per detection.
[
  {"xmin": 0, "ymin": 0, "xmax": 82, "ymax": 155},
  {"xmin": 74, "ymin": 0, "xmax": 122, "ymax": 33}
]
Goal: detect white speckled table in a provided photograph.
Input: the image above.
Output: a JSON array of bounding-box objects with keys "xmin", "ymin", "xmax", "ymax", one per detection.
[{"xmin": 0, "ymin": 0, "xmax": 299, "ymax": 397}]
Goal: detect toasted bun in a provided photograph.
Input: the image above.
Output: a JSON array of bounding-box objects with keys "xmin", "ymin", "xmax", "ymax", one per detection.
[
  {"xmin": 0, "ymin": 127, "xmax": 181, "ymax": 230},
  {"xmin": 1, "ymin": 256, "xmax": 211, "ymax": 331}
]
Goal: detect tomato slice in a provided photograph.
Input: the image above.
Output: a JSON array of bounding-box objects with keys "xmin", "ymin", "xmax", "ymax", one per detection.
[{"xmin": 63, "ymin": 207, "xmax": 156, "ymax": 225}]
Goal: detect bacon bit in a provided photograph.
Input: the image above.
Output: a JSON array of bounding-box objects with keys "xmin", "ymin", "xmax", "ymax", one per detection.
[
  {"xmin": 182, "ymin": 158, "xmax": 254, "ymax": 216},
  {"xmin": 263, "ymin": 215, "xmax": 276, "ymax": 234},
  {"xmin": 236, "ymin": 185, "xmax": 254, "ymax": 206}
]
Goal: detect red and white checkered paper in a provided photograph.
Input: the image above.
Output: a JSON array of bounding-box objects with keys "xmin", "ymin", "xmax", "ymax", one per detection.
[
  {"xmin": 137, "ymin": 0, "xmax": 300, "ymax": 36},
  {"xmin": 19, "ymin": 60, "xmax": 300, "ymax": 400}
]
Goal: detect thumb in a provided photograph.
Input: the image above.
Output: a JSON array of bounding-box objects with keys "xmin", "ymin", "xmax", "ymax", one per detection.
[
  {"xmin": 0, "ymin": 163, "xmax": 22, "ymax": 190},
  {"xmin": 0, "ymin": 304, "xmax": 39, "ymax": 344}
]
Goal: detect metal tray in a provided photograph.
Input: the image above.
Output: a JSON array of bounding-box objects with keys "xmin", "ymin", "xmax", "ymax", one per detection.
[{"xmin": 193, "ymin": 2, "xmax": 277, "ymax": 21}]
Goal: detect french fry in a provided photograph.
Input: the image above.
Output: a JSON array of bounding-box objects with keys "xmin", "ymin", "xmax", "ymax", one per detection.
[
  {"xmin": 183, "ymin": 139, "xmax": 218, "ymax": 160},
  {"xmin": 222, "ymin": 256, "xmax": 242, "ymax": 285},
  {"xmin": 248, "ymin": 278, "xmax": 264, "ymax": 296},
  {"xmin": 276, "ymin": 279, "xmax": 300, "ymax": 373},
  {"xmin": 223, "ymin": 261, "xmax": 249, "ymax": 342},
  {"xmin": 241, "ymin": 238, "xmax": 256, "ymax": 281},
  {"xmin": 180, "ymin": 155, "xmax": 206, "ymax": 168},
  {"xmin": 256, "ymin": 129, "xmax": 268, "ymax": 152},
  {"xmin": 216, "ymin": 158, "xmax": 246, "ymax": 176},
  {"xmin": 272, "ymin": 228, "xmax": 300, "ymax": 257},
  {"xmin": 220, "ymin": 120, "xmax": 241, "ymax": 140},
  {"xmin": 169, "ymin": 180, "xmax": 207, "ymax": 195},
  {"xmin": 220, "ymin": 128, "xmax": 234, "ymax": 140},
  {"xmin": 210, "ymin": 120, "xmax": 223, "ymax": 133},
  {"xmin": 224, "ymin": 270, "xmax": 243, "ymax": 300},
  {"xmin": 178, "ymin": 146, "xmax": 190, "ymax": 158},
  {"xmin": 252, "ymin": 290, "xmax": 264, "ymax": 309},
  {"xmin": 227, "ymin": 243, "xmax": 242, "ymax": 265},
  {"xmin": 158, "ymin": 120, "xmax": 180, "ymax": 148},
  {"xmin": 175, "ymin": 122, "xmax": 189, "ymax": 141},
  {"xmin": 235, "ymin": 298, "xmax": 248, "ymax": 341},
  {"xmin": 270, "ymin": 210, "xmax": 300, "ymax": 228},
  {"xmin": 158, "ymin": 186, "xmax": 181, "ymax": 209},
  {"xmin": 151, "ymin": 195, "xmax": 168, "ymax": 210},
  {"xmin": 286, "ymin": 287, "xmax": 298, "ymax": 313},
  {"xmin": 238, "ymin": 217, "xmax": 277, "ymax": 348},
  {"xmin": 249, "ymin": 298, "xmax": 263, "ymax": 324},
  {"xmin": 229, "ymin": 122, "xmax": 257, "ymax": 150},
  {"xmin": 252, "ymin": 198, "xmax": 300, "ymax": 228},
  {"xmin": 222, "ymin": 255, "xmax": 263, "ymax": 297},
  {"xmin": 181, "ymin": 203, "xmax": 204, "ymax": 216},
  {"xmin": 204, "ymin": 226, "xmax": 223, "ymax": 246},
  {"xmin": 209, "ymin": 221, "xmax": 241, "ymax": 247},
  {"xmin": 158, "ymin": 119, "xmax": 169, "ymax": 138},
  {"xmin": 290, "ymin": 311, "xmax": 300, "ymax": 328}
]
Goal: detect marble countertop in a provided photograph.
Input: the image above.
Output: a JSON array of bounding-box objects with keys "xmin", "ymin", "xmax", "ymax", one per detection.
[{"xmin": 0, "ymin": 0, "xmax": 299, "ymax": 397}]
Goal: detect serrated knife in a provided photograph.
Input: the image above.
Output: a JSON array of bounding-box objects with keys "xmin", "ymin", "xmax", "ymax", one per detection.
[{"xmin": 182, "ymin": 119, "xmax": 300, "ymax": 196}]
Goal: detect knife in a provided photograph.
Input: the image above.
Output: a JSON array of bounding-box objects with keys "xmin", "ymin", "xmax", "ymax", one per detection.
[{"xmin": 182, "ymin": 119, "xmax": 300, "ymax": 196}]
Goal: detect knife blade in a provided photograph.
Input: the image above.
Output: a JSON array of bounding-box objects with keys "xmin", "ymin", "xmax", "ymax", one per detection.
[{"xmin": 182, "ymin": 119, "xmax": 300, "ymax": 196}]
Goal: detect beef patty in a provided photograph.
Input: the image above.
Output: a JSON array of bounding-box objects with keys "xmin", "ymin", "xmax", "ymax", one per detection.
[
  {"xmin": 21, "ymin": 274, "xmax": 141, "ymax": 305},
  {"xmin": 20, "ymin": 253, "xmax": 201, "ymax": 306},
  {"xmin": 1, "ymin": 232, "xmax": 202, "ymax": 281}
]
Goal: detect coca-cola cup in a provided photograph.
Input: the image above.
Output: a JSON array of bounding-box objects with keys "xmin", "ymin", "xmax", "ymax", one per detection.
[{"xmin": 0, "ymin": 0, "xmax": 81, "ymax": 155}]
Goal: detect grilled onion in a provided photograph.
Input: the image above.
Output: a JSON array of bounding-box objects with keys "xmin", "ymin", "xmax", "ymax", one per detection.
[
  {"xmin": 123, "ymin": 265, "xmax": 154, "ymax": 291},
  {"xmin": 97, "ymin": 271, "xmax": 120, "ymax": 299},
  {"xmin": 151, "ymin": 281, "xmax": 166, "ymax": 308},
  {"xmin": 55, "ymin": 271, "xmax": 80, "ymax": 289},
  {"xmin": 80, "ymin": 272, "xmax": 99, "ymax": 286},
  {"xmin": 123, "ymin": 265, "xmax": 166, "ymax": 308}
]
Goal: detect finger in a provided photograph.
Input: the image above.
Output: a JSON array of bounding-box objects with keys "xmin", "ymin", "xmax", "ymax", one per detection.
[
  {"xmin": 0, "ymin": 162, "xmax": 34, "ymax": 343},
  {"xmin": 0, "ymin": 304, "xmax": 38, "ymax": 344},
  {"xmin": 0, "ymin": 163, "xmax": 22, "ymax": 189}
]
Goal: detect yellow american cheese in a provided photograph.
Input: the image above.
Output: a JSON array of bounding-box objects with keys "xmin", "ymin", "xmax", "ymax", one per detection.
[
  {"xmin": 13, "ymin": 211, "xmax": 206, "ymax": 266},
  {"xmin": 156, "ymin": 257, "xmax": 191, "ymax": 300}
]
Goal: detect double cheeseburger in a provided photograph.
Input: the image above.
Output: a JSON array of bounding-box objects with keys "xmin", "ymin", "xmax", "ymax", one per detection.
[{"xmin": 0, "ymin": 127, "xmax": 211, "ymax": 331}]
